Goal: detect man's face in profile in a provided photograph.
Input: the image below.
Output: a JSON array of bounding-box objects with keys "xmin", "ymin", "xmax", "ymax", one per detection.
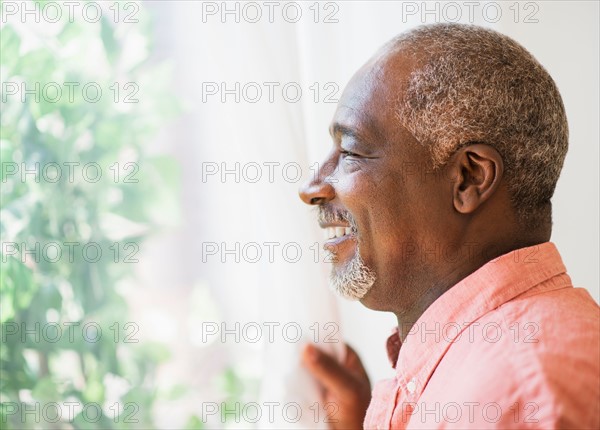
[{"xmin": 300, "ymin": 50, "xmax": 455, "ymax": 313}]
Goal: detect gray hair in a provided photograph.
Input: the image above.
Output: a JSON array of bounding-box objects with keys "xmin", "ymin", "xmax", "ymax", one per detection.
[{"xmin": 391, "ymin": 23, "xmax": 568, "ymax": 225}]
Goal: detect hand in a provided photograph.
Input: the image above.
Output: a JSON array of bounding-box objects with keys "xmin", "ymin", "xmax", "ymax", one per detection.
[{"xmin": 302, "ymin": 343, "xmax": 372, "ymax": 429}]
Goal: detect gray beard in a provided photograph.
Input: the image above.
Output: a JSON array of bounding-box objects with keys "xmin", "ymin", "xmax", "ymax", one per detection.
[{"xmin": 328, "ymin": 245, "xmax": 376, "ymax": 300}]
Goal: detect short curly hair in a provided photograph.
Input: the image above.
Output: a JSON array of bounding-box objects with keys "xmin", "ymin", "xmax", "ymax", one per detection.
[{"xmin": 390, "ymin": 24, "xmax": 568, "ymax": 226}]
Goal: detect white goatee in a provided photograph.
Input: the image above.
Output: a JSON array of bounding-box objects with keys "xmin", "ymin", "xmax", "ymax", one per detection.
[{"xmin": 328, "ymin": 245, "xmax": 376, "ymax": 300}]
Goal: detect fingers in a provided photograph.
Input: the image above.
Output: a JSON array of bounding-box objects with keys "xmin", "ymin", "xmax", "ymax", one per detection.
[
  {"xmin": 301, "ymin": 344, "xmax": 360, "ymax": 398},
  {"xmin": 344, "ymin": 344, "xmax": 371, "ymax": 388}
]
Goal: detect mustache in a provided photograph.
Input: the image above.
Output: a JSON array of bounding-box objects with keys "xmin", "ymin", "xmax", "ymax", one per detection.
[{"xmin": 317, "ymin": 205, "xmax": 358, "ymax": 232}]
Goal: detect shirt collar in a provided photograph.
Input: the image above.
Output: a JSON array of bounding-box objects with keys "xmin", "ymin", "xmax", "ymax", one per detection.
[{"xmin": 385, "ymin": 242, "xmax": 569, "ymax": 394}]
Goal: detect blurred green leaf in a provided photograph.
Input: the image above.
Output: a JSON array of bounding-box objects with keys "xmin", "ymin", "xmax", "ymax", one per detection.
[
  {"xmin": 32, "ymin": 376, "xmax": 59, "ymax": 401},
  {"xmin": 0, "ymin": 25, "xmax": 21, "ymax": 74},
  {"xmin": 1, "ymin": 6, "xmax": 184, "ymax": 428},
  {"xmin": 100, "ymin": 17, "xmax": 119, "ymax": 65},
  {"xmin": 185, "ymin": 415, "xmax": 205, "ymax": 430}
]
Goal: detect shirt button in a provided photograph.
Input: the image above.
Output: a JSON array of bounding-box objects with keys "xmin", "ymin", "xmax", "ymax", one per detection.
[{"xmin": 407, "ymin": 378, "xmax": 417, "ymax": 393}]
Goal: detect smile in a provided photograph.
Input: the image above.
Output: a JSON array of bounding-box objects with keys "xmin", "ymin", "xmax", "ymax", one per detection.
[
  {"xmin": 325, "ymin": 226, "xmax": 352, "ymax": 240},
  {"xmin": 322, "ymin": 225, "xmax": 356, "ymax": 249}
]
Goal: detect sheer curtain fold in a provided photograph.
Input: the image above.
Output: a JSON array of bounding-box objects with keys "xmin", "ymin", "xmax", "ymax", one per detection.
[{"xmin": 169, "ymin": 5, "xmax": 345, "ymax": 428}]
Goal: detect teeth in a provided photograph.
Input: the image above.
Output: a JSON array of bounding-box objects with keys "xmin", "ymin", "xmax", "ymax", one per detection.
[
  {"xmin": 324, "ymin": 226, "xmax": 352, "ymax": 240},
  {"xmin": 327, "ymin": 227, "xmax": 335, "ymax": 239}
]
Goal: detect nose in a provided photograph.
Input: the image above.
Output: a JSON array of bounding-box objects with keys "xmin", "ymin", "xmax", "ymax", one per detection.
[{"xmin": 298, "ymin": 164, "xmax": 336, "ymax": 206}]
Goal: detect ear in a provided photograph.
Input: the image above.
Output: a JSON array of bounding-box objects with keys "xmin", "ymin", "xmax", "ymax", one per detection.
[{"xmin": 451, "ymin": 144, "xmax": 504, "ymax": 214}]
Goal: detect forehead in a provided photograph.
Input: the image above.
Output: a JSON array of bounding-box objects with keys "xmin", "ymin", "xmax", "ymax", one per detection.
[{"xmin": 331, "ymin": 49, "xmax": 416, "ymax": 141}]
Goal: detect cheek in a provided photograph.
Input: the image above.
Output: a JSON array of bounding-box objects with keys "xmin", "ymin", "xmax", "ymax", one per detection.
[
  {"xmin": 333, "ymin": 163, "xmax": 378, "ymax": 207},
  {"xmin": 369, "ymin": 174, "xmax": 413, "ymax": 230},
  {"xmin": 362, "ymin": 174, "xmax": 431, "ymax": 266},
  {"xmin": 334, "ymin": 159, "xmax": 440, "ymax": 248}
]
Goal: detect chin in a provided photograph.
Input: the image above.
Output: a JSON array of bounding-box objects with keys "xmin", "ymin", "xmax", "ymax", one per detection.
[
  {"xmin": 357, "ymin": 281, "xmax": 384, "ymax": 310},
  {"xmin": 357, "ymin": 278, "xmax": 400, "ymax": 313}
]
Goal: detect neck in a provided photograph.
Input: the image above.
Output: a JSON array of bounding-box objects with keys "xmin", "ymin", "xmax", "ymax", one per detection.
[{"xmin": 394, "ymin": 232, "xmax": 550, "ymax": 343}]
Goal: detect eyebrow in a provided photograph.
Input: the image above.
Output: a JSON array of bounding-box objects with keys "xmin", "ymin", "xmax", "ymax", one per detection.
[{"xmin": 330, "ymin": 123, "xmax": 361, "ymax": 140}]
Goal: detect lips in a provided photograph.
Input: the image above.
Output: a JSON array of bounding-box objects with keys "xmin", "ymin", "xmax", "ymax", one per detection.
[{"xmin": 317, "ymin": 206, "xmax": 357, "ymax": 249}]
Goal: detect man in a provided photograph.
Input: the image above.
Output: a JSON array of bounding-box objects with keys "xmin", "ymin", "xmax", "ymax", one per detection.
[{"xmin": 298, "ymin": 23, "xmax": 600, "ymax": 429}]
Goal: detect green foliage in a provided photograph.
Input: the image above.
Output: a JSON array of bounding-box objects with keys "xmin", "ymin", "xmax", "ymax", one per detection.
[{"xmin": 1, "ymin": 2, "xmax": 181, "ymax": 428}]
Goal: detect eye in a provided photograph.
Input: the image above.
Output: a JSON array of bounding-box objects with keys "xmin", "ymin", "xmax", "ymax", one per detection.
[{"xmin": 340, "ymin": 149, "xmax": 360, "ymax": 158}]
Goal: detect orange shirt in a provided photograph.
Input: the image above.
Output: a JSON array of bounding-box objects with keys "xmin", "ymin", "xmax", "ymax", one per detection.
[{"xmin": 364, "ymin": 242, "xmax": 600, "ymax": 429}]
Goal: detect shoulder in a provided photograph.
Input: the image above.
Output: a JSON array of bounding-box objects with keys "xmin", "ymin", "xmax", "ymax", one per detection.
[
  {"xmin": 426, "ymin": 285, "xmax": 600, "ymax": 428},
  {"xmin": 494, "ymin": 285, "xmax": 599, "ymax": 428}
]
